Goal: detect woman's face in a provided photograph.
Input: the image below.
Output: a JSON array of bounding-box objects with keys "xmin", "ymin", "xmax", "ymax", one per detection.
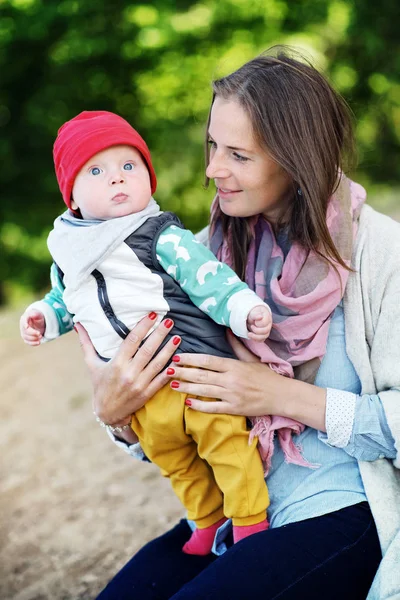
[{"xmin": 206, "ymin": 97, "xmax": 292, "ymax": 223}]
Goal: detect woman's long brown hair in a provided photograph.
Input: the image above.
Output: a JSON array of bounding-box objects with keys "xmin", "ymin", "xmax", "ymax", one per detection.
[{"xmin": 205, "ymin": 47, "xmax": 356, "ymax": 280}]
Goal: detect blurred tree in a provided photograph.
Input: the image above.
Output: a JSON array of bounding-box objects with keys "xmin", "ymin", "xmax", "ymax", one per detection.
[{"xmin": 0, "ymin": 0, "xmax": 399, "ymax": 304}]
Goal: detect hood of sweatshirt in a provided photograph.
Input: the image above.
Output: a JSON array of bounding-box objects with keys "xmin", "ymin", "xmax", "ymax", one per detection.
[{"xmin": 47, "ymin": 197, "xmax": 162, "ymax": 289}]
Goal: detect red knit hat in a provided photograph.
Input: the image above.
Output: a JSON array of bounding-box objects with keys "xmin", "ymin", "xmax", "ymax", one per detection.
[{"xmin": 53, "ymin": 111, "xmax": 157, "ymax": 210}]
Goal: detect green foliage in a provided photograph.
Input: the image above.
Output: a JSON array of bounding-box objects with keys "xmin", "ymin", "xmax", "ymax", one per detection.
[{"xmin": 1, "ymin": 0, "xmax": 399, "ymax": 304}]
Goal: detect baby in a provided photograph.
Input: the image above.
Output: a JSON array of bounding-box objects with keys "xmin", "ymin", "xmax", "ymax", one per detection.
[{"xmin": 20, "ymin": 111, "xmax": 272, "ymax": 555}]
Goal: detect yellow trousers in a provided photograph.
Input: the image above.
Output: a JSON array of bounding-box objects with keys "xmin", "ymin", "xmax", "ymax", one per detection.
[{"xmin": 130, "ymin": 384, "xmax": 269, "ymax": 528}]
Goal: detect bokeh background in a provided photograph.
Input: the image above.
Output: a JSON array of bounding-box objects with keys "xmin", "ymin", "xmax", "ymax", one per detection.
[
  {"xmin": 1, "ymin": 1, "xmax": 400, "ymax": 599},
  {"xmin": 1, "ymin": 0, "xmax": 400, "ymax": 306}
]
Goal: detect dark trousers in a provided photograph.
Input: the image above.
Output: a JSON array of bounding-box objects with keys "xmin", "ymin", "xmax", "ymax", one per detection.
[{"xmin": 97, "ymin": 502, "xmax": 381, "ymax": 600}]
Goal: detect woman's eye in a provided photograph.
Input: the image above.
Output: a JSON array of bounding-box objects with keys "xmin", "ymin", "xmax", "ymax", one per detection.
[
  {"xmin": 207, "ymin": 139, "xmax": 217, "ymax": 149},
  {"xmin": 90, "ymin": 167, "xmax": 102, "ymax": 176},
  {"xmin": 233, "ymin": 152, "xmax": 249, "ymax": 163},
  {"xmin": 123, "ymin": 163, "xmax": 134, "ymax": 171}
]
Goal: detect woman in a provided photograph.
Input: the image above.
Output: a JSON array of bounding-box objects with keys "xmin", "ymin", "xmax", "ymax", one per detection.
[{"xmin": 76, "ymin": 48, "xmax": 400, "ymax": 599}]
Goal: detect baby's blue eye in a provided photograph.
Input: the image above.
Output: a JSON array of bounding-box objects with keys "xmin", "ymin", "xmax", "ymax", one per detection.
[
  {"xmin": 123, "ymin": 163, "xmax": 134, "ymax": 171},
  {"xmin": 90, "ymin": 167, "xmax": 101, "ymax": 176}
]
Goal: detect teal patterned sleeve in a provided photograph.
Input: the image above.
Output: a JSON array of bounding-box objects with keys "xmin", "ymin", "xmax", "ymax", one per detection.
[
  {"xmin": 156, "ymin": 225, "xmax": 267, "ymax": 338},
  {"xmin": 43, "ymin": 263, "xmax": 74, "ymax": 336},
  {"xmin": 27, "ymin": 263, "xmax": 74, "ymax": 341}
]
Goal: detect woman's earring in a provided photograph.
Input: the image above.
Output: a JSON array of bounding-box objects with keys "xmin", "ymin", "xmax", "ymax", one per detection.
[{"xmin": 297, "ymin": 187, "xmax": 302, "ymax": 196}]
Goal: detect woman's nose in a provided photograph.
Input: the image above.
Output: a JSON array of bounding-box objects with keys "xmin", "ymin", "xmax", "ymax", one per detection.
[{"xmin": 206, "ymin": 153, "xmax": 230, "ymax": 179}]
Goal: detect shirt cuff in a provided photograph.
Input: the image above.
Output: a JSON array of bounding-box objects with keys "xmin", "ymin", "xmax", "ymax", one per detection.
[
  {"xmin": 28, "ymin": 300, "xmax": 60, "ymax": 343},
  {"xmin": 106, "ymin": 427, "xmax": 146, "ymax": 460},
  {"xmin": 227, "ymin": 289, "xmax": 271, "ymax": 339},
  {"xmin": 321, "ymin": 388, "xmax": 357, "ymax": 448},
  {"xmin": 194, "ymin": 226, "xmax": 210, "ymax": 248}
]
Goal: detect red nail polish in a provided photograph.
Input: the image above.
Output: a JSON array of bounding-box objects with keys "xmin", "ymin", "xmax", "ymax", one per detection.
[
  {"xmin": 173, "ymin": 336, "xmax": 180, "ymax": 346},
  {"xmin": 185, "ymin": 399, "xmax": 192, "ymax": 406},
  {"xmin": 166, "ymin": 368, "xmax": 175, "ymax": 375},
  {"xmin": 148, "ymin": 312, "xmax": 157, "ymax": 320},
  {"xmin": 164, "ymin": 319, "xmax": 173, "ymax": 328},
  {"xmin": 172, "ymin": 355, "xmax": 181, "ymax": 362},
  {"xmin": 171, "ymin": 381, "xmax": 180, "ymax": 389}
]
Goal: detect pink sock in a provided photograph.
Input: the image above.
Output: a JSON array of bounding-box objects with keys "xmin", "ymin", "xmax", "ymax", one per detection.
[
  {"xmin": 233, "ymin": 519, "xmax": 269, "ymax": 544},
  {"xmin": 182, "ymin": 518, "xmax": 228, "ymax": 556}
]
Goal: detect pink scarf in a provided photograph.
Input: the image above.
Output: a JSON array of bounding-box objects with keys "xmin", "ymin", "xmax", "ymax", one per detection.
[{"xmin": 209, "ymin": 175, "xmax": 366, "ymax": 474}]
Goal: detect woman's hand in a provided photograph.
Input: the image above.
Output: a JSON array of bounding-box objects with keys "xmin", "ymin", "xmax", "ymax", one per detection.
[
  {"xmin": 167, "ymin": 330, "xmax": 327, "ymax": 431},
  {"xmin": 168, "ymin": 329, "xmax": 281, "ymax": 417},
  {"xmin": 75, "ymin": 314, "xmax": 181, "ymax": 429},
  {"xmin": 168, "ymin": 357, "xmax": 282, "ymax": 419}
]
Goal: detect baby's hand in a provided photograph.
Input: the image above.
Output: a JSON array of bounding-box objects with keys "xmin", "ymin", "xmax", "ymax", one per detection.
[
  {"xmin": 20, "ymin": 308, "xmax": 46, "ymax": 346},
  {"xmin": 246, "ymin": 305, "xmax": 272, "ymax": 342}
]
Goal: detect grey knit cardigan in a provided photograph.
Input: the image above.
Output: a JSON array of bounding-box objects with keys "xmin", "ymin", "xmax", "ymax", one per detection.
[{"xmin": 341, "ymin": 205, "xmax": 400, "ymax": 599}]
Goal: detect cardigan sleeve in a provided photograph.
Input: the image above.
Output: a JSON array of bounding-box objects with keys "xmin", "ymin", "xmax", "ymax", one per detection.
[
  {"xmin": 339, "ymin": 209, "xmax": 400, "ymax": 468},
  {"xmin": 368, "ymin": 257, "xmax": 400, "ymax": 468},
  {"xmin": 105, "ymin": 428, "xmax": 148, "ymax": 461}
]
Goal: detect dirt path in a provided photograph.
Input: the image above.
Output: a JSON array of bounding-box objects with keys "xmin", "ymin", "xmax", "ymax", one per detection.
[{"xmin": 0, "ymin": 310, "xmax": 184, "ymax": 600}]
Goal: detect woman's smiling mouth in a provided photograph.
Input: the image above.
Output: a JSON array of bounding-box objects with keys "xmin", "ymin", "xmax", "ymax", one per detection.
[{"xmin": 217, "ymin": 188, "xmax": 241, "ymax": 199}]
